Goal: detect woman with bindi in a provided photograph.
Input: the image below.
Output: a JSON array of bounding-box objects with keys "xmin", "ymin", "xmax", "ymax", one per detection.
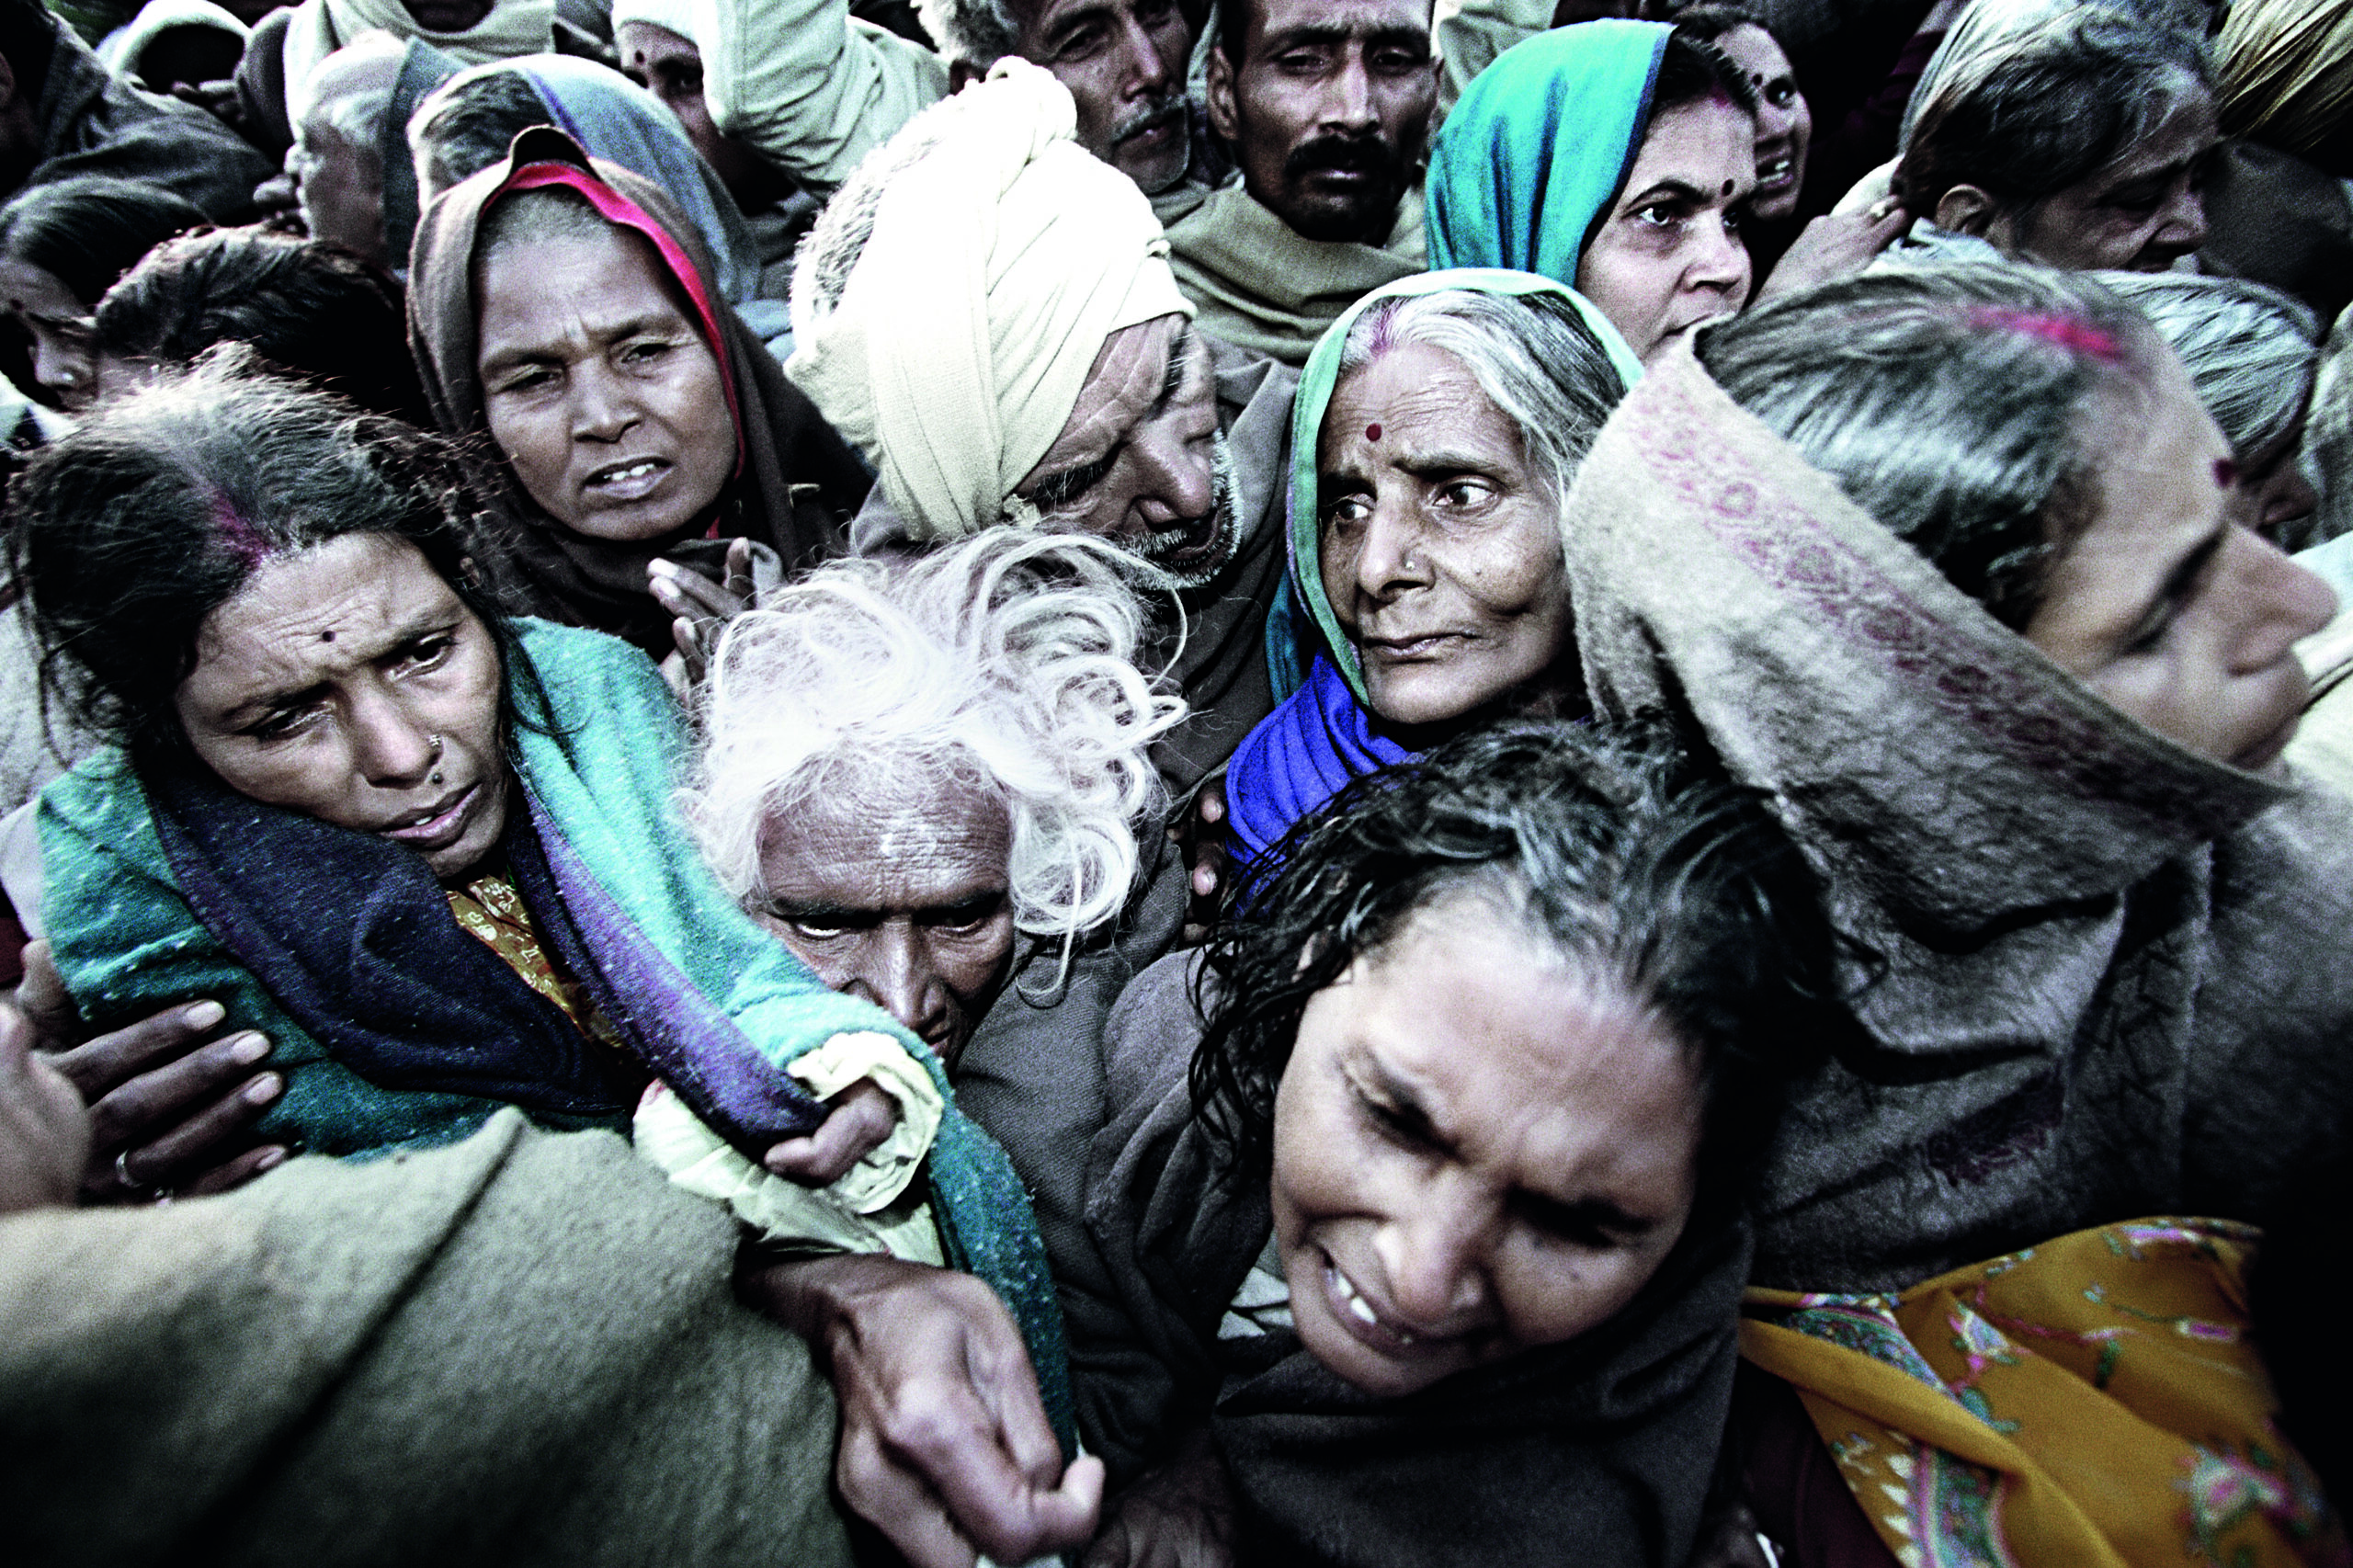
[
  {"xmin": 1563, "ymin": 261, "xmax": 2353, "ymax": 1564},
  {"xmin": 1222, "ymin": 270, "xmax": 1638, "ymax": 869},
  {"xmin": 407, "ymin": 127, "xmax": 869, "ymax": 661},
  {"xmin": 1072, "ymin": 722, "xmax": 1836, "ymax": 1567}
]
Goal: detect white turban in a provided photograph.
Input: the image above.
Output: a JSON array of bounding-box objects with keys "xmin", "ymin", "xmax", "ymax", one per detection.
[
  {"xmin": 609, "ymin": 0, "xmax": 699, "ymax": 43},
  {"xmin": 785, "ymin": 59, "xmax": 1195, "ymax": 540}
]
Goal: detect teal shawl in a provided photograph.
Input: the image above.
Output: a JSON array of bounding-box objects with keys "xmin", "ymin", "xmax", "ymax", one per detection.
[
  {"xmin": 1425, "ymin": 18, "xmax": 1670, "ymax": 286},
  {"xmin": 38, "ymin": 618, "xmax": 1074, "ymax": 1445},
  {"xmin": 1281, "ymin": 268, "xmax": 1644, "ymax": 704}
]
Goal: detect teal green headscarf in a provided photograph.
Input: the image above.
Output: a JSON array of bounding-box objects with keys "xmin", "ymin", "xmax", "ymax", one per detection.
[
  {"xmin": 1281, "ymin": 267, "xmax": 1645, "ymax": 704},
  {"xmin": 1426, "ymin": 18, "xmax": 1671, "ymax": 284}
]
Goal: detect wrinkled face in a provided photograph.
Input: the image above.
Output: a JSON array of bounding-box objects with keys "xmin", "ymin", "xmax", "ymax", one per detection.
[
  {"xmin": 2025, "ymin": 349, "xmax": 2336, "ymax": 771},
  {"xmin": 476, "ymin": 223, "xmax": 738, "ymax": 543},
  {"xmin": 2000, "ymin": 86, "xmax": 2216, "ymax": 273},
  {"xmin": 1205, "ymin": 0, "xmax": 1437, "ymax": 244},
  {"xmin": 1272, "ymin": 895, "xmax": 1702, "ymax": 1399},
  {"xmin": 290, "ymin": 121, "xmax": 388, "ymax": 267},
  {"xmin": 0, "ymin": 256, "xmax": 98, "ymax": 412},
  {"xmin": 175, "ymin": 535, "xmax": 511, "ymax": 881},
  {"xmin": 1015, "ymin": 312, "xmax": 1238, "ymax": 586},
  {"xmin": 1576, "ymin": 98, "xmax": 1756, "ymax": 365},
  {"xmin": 1318, "ymin": 341, "xmax": 1575, "ymax": 732},
  {"xmin": 754, "ymin": 778, "xmax": 1018, "ymax": 1067},
  {"xmin": 1716, "ymin": 25, "xmax": 1809, "ymax": 222},
  {"xmin": 618, "ymin": 21, "xmax": 777, "ymax": 202},
  {"xmin": 1015, "ymin": 0, "xmax": 1195, "ymax": 194}
]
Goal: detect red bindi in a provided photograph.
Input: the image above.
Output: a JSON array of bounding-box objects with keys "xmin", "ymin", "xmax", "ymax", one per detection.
[
  {"xmin": 320, "ymin": 630, "xmax": 335, "ymax": 642},
  {"xmin": 1366, "ymin": 423, "xmax": 1382, "ymax": 441},
  {"xmin": 2214, "ymin": 458, "xmax": 2239, "ymax": 489}
]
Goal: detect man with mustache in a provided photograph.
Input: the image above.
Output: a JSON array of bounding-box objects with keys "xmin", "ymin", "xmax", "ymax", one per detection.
[
  {"xmin": 680, "ymin": 0, "xmax": 1220, "ymax": 221},
  {"xmin": 1164, "ymin": 0, "xmax": 1438, "ymax": 365}
]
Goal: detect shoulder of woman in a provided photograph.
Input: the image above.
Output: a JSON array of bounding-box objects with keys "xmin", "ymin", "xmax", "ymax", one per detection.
[{"xmin": 1101, "ymin": 949, "xmax": 1211, "ymax": 1120}]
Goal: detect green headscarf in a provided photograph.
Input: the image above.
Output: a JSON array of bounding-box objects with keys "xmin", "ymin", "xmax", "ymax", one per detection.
[
  {"xmin": 1426, "ymin": 18, "xmax": 1671, "ymax": 283},
  {"xmin": 1284, "ymin": 268, "xmax": 1645, "ymax": 703}
]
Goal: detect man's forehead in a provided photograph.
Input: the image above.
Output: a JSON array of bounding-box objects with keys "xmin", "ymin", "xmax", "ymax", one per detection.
[
  {"xmin": 1248, "ymin": 0, "xmax": 1433, "ymax": 48},
  {"xmin": 1030, "ymin": 312, "xmax": 1191, "ymax": 475}
]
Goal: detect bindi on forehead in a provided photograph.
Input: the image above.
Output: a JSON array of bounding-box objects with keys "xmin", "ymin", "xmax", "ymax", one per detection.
[{"xmin": 1366, "ymin": 423, "xmax": 1381, "ymax": 441}]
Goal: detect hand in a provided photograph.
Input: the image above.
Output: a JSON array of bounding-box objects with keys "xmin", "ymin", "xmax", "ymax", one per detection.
[
  {"xmin": 17, "ymin": 941, "xmax": 289, "ymax": 1202},
  {"xmin": 763, "ymin": 1077, "xmax": 900, "ymax": 1186},
  {"xmin": 1082, "ymin": 1428, "xmax": 1236, "ymax": 1568},
  {"xmin": 0, "ymin": 1005, "xmax": 91, "ymax": 1216},
  {"xmin": 1756, "ymin": 199, "xmax": 1911, "ymax": 303},
  {"xmin": 651, "ymin": 539, "xmax": 758, "ymax": 686},
  {"xmin": 1167, "ymin": 780, "xmax": 1230, "ymax": 949},
  {"xmin": 743, "ymin": 1251, "xmax": 1105, "ymax": 1568}
]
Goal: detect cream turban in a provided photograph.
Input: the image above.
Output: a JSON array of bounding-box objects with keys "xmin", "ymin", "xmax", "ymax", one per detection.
[
  {"xmin": 785, "ymin": 59, "xmax": 1194, "ymax": 540},
  {"xmin": 609, "ymin": 0, "xmax": 699, "ymax": 43}
]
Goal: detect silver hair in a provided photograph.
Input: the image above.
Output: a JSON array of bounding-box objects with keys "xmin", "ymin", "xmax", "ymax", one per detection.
[
  {"xmin": 2099, "ymin": 271, "xmax": 2320, "ymax": 460},
  {"xmin": 686, "ymin": 528, "xmax": 1185, "ymax": 949},
  {"xmin": 1695, "ymin": 261, "xmax": 2164, "ymax": 628},
  {"xmin": 1330, "ymin": 288, "xmax": 1627, "ymax": 551},
  {"xmin": 1896, "ymin": 2, "xmax": 2211, "ymax": 218},
  {"xmin": 913, "ymin": 0, "xmax": 1022, "ymax": 68},
  {"xmin": 2309, "ymin": 303, "xmax": 2353, "ymax": 546}
]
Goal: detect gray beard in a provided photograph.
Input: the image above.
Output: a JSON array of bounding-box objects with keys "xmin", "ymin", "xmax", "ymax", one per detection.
[{"xmin": 1131, "ymin": 432, "xmax": 1242, "ymax": 593}]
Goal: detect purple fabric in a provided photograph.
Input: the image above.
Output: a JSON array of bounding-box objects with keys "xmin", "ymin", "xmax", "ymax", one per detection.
[
  {"xmin": 511, "ymin": 791, "xmax": 826, "ymax": 1148},
  {"xmin": 1224, "ymin": 653, "xmax": 1414, "ymax": 869},
  {"xmin": 147, "ymin": 759, "xmax": 632, "ymax": 1119}
]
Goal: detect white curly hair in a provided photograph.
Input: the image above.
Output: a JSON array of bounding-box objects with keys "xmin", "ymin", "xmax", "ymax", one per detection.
[{"xmin": 687, "ymin": 528, "xmax": 1185, "ymax": 948}]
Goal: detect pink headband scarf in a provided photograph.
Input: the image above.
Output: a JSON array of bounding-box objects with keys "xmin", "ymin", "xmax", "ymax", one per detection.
[
  {"xmin": 487, "ymin": 161, "xmax": 748, "ymax": 513},
  {"xmin": 210, "ymin": 488, "xmax": 272, "ymax": 567}
]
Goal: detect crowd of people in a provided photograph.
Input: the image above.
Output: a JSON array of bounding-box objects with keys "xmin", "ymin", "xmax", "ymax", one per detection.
[{"xmin": 2, "ymin": 0, "xmax": 2351, "ymax": 1562}]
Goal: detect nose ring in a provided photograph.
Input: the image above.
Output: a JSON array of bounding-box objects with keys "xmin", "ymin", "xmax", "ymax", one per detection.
[{"xmin": 428, "ymin": 733, "xmax": 445, "ymax": 786}]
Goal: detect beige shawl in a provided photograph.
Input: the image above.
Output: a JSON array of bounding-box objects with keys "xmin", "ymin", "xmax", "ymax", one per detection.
[
  {"xmin": 1563, "ymin": 341, "xmax": 2353, "ymax": 1291},
  {"xmin": 1164, "ymin": 181, "xmax": 1427, "ymax": 369},
  {"xmin": 282, "ymin": 0, "xmax": 552, "ymax": 127}
]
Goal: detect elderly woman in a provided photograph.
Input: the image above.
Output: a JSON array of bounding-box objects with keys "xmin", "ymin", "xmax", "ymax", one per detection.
[
  {"xmin": 1222, "ymin": 270, "xmax": 1637, "ymax": 869},
  {"xmin": 1073, "ymin": 722, "xmax": 1835, "ymax": 1568},
  {"xmin": 1893, "ymin": 3, "xmax": 2214, "ymax": 273},
  {"xmin": 407, "ymin": 127, "xmax": 869, "ymax": 657},
  {"xmin": 408, "ymin": 54, "xmax": 793, "ymax": 348},
  {"xmin": 1563, "ymin": 263, "xmax": 2352, "ymax": 1563},
  {"xmin": 1424, "ymin": 20, "xmax": 1760, "ymax": 365},
  {"xmin": 2102, "ymin": 270, "xmax": 2324, "ymax": 546}
]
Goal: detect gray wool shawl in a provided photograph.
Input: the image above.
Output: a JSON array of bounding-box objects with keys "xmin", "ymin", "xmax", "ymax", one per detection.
[{"xmin": 1562, "ymin": 340, "xmax": 2353, "ymax": 1292}]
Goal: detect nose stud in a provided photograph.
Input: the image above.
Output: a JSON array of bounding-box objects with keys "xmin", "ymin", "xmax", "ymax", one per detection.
[{"xmin": 429, "ymin": 733, "xmax": 445, "ymax": 785}]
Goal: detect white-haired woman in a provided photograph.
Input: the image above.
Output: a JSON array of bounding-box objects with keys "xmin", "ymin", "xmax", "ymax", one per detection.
[{"xmin": 644, "ymin": 528, "xmax": 1181, "ymax": 1568}]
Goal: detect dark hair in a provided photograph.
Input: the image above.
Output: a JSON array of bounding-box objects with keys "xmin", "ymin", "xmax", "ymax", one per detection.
[
  {"xmin": 93, "ymin": 225, "xmax": 429, "ymax": 422},
  {"xmin": 1695, "ymin": 262, "xmax": 2161, "ymax": 626},
  {"xmin": 1191, "ymin": 721, "xmax": 1833, "ymax": 1210},
  {"xmin": 0, "ymin": 176, "xmax": 205, "ymax": 306},
  {"xmin": 1666, "ymin": 4, "xmax": 1767, "ymax": 42},
  {"xmin": 410, "ymin": 67, "xmax": 552, "ymax": 198},
  {"xmin": 0, "ymin": 0, "xmax": 57, "ymax": 99},
  {"xmin": 1895, "ymin": 6, "xmax": 2211, "ymax": 218},
  {"xmin": 6, "ymin": 347, "xmax": 538, "ymax": 763},
  {"xmin": 1654, "ymin": 27, "xmax": 1760, "ymax": 119}
]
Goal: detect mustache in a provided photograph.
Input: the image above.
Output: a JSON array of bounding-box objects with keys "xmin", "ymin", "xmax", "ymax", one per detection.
[
  {"xmin": 1283, "ymin": 132, "xmax": 1400, "ymax": 181},
  {"xmin": 1110, "ymin": 96, "xmax": 1187, "ymax": 145}
]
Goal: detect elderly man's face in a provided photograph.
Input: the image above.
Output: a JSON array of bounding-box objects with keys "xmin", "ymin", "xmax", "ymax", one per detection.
[
  {"xmin": 1205, "ymin": 0, "xmax": 1437, "ymax": 244},
  {"xmin": 291, "ymin": 121, "xmax": 388, "ymax": 266},
  {"xmin": 1009, "ymin": 0, "xmax": 1194, "ymax": 194},
  {"xmin": 755, "ymin": 779, "xmax": 1018, "ymax": 1069},
  {"xmin": 1014, "ymin": 312, "xmax": 1239, "ymax": 588}
]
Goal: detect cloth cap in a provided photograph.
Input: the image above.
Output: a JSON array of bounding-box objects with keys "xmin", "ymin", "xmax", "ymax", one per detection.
[
  {"xmin": 1426, "ymin": 18, "xmax": 1668, "ymax": 285},
  {"xmin": 608, "ymin": 0, "xmax": 699, "ymax": 43},
  {"xmin": 785, "ymin": 58, "xmax": 1193, "ymax": 540}
]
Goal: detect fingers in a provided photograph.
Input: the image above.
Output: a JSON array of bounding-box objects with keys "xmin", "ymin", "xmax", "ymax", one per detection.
[
  {"xmin": 835, "ymin": 1426, "xmax": 981, "ymax": 1568},
  {"xmin": 14, "ymin": 941, "xmax": 78, "ymax": 1046},
  {"xmin": 648, "ymin": 557, "xmax": 747, "ymax": 619},
  {"xmin": 724, "ymin": 537, "xmax": 756, "ymax": 601},
  {"xmin": 124, "ymin": 1066, "xmax": 281, "ymax": 1172},
  {"xmin": 876, "ymin": 1385, "xmax": 1099, "ymax": 1564},
  {"xmin": 763, "ymin": 1078, "xmax": 900, "ymax": 1186},
  {"xmin": 1197, "ymin": 781, "xmax": 1225, "ymax": 826},
  {"xmin": 668, "ymin": 613, "xmax": 710, "ymax": 685},
  {"xmin": 81, "ymin": 1031, "xmax": 270, "ymax": 1154},
  {"xmin": 48, "ymin": 998, "xmax": 232, "ymax": 1102},
  {"xmin": 179, "ymin": 1142, "xmax": 290, "ymax": 1198}
]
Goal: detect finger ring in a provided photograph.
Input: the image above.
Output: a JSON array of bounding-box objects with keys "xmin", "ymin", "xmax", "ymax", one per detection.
[{"xmin": 114, "ymin": 1148, "xmax": 163, "ymax": 1201}]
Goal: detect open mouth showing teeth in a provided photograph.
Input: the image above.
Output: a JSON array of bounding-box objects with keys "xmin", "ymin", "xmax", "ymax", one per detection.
[
  {"xmin": 1759, "ymin": 156, "xmax": 1793, "ymax": 184},
  {"xmin": 589, "ymin": 459, "xmax": 665, "ymax": 485},
  {"xmin": 1330, "ymin": 1263, "xmax": 1415, "ymax": 1344}
]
